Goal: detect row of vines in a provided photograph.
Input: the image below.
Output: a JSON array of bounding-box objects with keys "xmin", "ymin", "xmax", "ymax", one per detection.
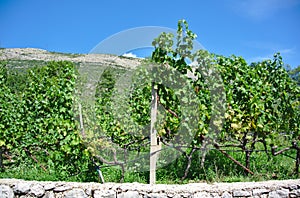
[
  {"xmin": 89, "ymin": 20, "xmax": 300, "ymax": 181},
  {"xmin": 0, "ymin": 20, "xmax": 299, "ymax": 182},
  {"xmin": 0, "ymin": 60, "xmax": 97, "ymax": 181}
]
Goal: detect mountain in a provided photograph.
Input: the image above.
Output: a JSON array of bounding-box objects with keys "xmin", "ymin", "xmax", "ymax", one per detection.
[{"xmin": 0, "ymin": 48, "xmax": 142, "ymax": 69}]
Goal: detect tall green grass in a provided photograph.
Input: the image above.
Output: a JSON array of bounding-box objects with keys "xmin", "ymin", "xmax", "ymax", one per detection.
[{"xmin": 1, "ymin": 148, "xmax": 297, "ymax": 183}]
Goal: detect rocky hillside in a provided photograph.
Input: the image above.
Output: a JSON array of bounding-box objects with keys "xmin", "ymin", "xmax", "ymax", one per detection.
[{"xmin": 0, "ymin": 48, "xmax": 142, "ymax": 68}]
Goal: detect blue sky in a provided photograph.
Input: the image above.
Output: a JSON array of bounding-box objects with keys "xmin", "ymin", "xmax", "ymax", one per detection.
[{"xmin": 0, "ymin": 0, "xmax": 299, "ymax": 68}]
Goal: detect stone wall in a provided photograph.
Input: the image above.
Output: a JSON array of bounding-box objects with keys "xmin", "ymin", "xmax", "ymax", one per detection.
[{"xmin": 0, "ymin": 179, "xmax": 300, "ymax": 198}]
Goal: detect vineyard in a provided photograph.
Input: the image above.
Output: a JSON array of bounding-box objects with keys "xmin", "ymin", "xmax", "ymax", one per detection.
[{"xmin": 0, "ymin": 20, "xmax": 299, "ymax": 183}]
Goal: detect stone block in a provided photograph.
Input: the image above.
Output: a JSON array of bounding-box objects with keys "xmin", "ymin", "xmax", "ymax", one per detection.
[
  {"xmin": 221, "ymin": 191, "xmax": 232, "ymax": 198},
  {"xmin": 64, "ymin": 188, "xmax": 87, "ymax": 198},
  {"xmin": 13, "ymin": 183, "xmax": 30, "ymax": 194},
  {"xmin": 30, "ymin": 184, "xmax": 45, "ymax": 197},
  {"xmin": 94, "ymin": 190, "xmax": 116, "ymax": 198},
  {"xmin": 0, "ymin": 185, "xmax": 14, "ymax": 198},
  {"xmin": 268, "ymin": 189, "xmax": 289, "ymax": 198},
  {"xmin": 232, "ymin": 190, "xmax": 251, "ymax": 197},
  {"xmin": 194, "ymin": 192, "xmax": 211, "ymax": 198},
  {"xmin": 252, "ymin": 188, "xmax": 269, "ymax": 196}
]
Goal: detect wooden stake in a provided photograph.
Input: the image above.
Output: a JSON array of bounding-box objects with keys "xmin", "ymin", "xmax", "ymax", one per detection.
[
  {"xmin": 78, "ymin": 103, "xmax": 86, "ymax": 138},
  {"xmin": 150, "ymin": 83, "xmax": 159, "ymax": 184}
]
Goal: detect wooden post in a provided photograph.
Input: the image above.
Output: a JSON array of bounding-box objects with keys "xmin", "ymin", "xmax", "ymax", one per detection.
[
  {"xmin": 150, "ymin": 82, "xmax": 159, "ymax": 184},
  {"xmin": 0, "ymin": 146, "xmax": 3, "ymax": 171},
  {"xmin": 78, "ymin": 103, "xmax": 86, "ymax": 138}
]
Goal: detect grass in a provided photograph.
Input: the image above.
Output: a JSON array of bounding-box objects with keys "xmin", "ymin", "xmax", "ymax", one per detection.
[
  {"xmin": 1, "ymin": 147, "xmax": 298, "ymax": 183},
  {"xmin": 0, "ymin": 161, "xmax": 98, "ymax": 182}
]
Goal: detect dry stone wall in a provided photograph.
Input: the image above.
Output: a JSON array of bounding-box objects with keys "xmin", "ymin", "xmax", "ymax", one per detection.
[{"xmin": 0, "ymin": 179, "xmax": 300, "ymax": 198}]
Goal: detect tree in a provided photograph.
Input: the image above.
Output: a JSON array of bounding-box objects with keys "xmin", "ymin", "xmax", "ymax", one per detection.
[{"xmin": 289, "ymin": 65, "xmax": 300, "ymax": 86}]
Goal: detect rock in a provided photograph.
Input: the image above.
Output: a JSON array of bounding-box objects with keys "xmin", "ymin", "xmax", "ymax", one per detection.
[
  {"xmin": 0, "ymin": 185, "xmax": 14, "ymax": 198},
  {"xmin": 53, "ymin": 185, "xmax": 71, "ymax": 192},
  {"xmin": 194, "ymin": 192, "xmax": 211, "ymax": 198},
  {"xmin": 268, "ymin": 189, "xmax": 289, "ymax": 198},
  {"xmin": 147, "ymin": 193, "xmax": 167, "ymax": 198},
  {"xmin": 43, "ymin": 191, "xmax": 55, "ymax": 198},
  {"xmin": 181, "ymin": 193, "xmax": 192, "ymax": 197},
  {"xmin": 171, "ymin": 194, "xmax": 181, "ymax": 198},
  {"xmin": 64, "ymin": 188, "xmax": 87, "ymax": 198},
  {"xmin": 19, "ymin": 195, "xmax": 35, "ymax": 198},
  {"xmin": 44, "ymin": 183, "xmax": 56, "ymax": 191},
  {"xmin": 85, "ymin": 188, "xmax": 92, "ymax": 196},
  {"xmin": 93, "ymin": 190, "xmax": 116, "ymax": 198},
  {"xmin": 55, "ymin": 192, "xmax": 64, "ymax": 198},
  {"xmin": 289, "ymin": 184, "xmax": 298, "ymax": 190},
  {"xmin": 13, "ymin": 183, "xmax": 30, "ymax": 194},
  {"xmin": 211, "ymin": 192, "xmax": 221, "ymax": 198},
  {"xmin": 221, "ymin": 191, "xmax": 232, "ymax": 198},
  {"xmin": 30, "ymin": 184, "xmax": 45, "ymax": 197},
  {"xmin": 252, "ymin": 188, "xmax": 269, "ymax": 196},
  {"xmin": 291, "ymin": 189, "xmax": 300, "ymax": 197},
  {"xmin": 232, "ymin": 190, "xmax": 251, "ymax": 197},
  {"xmin": 164, "ymin": 194, "xmax": 181, "ymax": 198},
  {"xmin": 118, "ymin": 191, "xmax": 140, "ymax": 198},
  {"xmin": 256, "ymin": 195, "xmax": 268, "ymax": 198}
]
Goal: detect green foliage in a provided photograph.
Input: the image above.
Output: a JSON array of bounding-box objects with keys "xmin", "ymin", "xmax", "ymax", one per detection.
[
  {"xmin": 151, "ymin": 20, "xmax": 299, "ymax": 177},
  {"xmin": 89, "ymin": 19, "xmax": 300, "ymax": 181},
  {"xmin": 0, "ymin": 19, "xmax": 299, "ymax": 183},
  {"xmin": 95, "ymin": 67, "xmax": 147, "ymax": 150},
  {"xmin": 288, "ymin": 65, "xmax": 300, "ymax": 86},
  {"xmin": 214, "ymin": 53, "xmax": 299, "ymax": 172},
  {"xmin": 217, "ymin": 53, "xmax": 299, "ymax": 140},
  {"xmin": 0, "ymin": 60, "xmax": 96, "ymax": 181}
]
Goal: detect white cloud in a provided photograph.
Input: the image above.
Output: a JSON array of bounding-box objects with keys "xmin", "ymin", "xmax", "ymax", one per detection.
[
  {"xmin": 247, "ymin": 55, "xmax": 272, "ymax": 63},
  {"xmin": 279, "ymin": 48, "xmax": 296, "ymax": 55},
  {"xmin": 122, "ymin": 52, "xmax": 137, "ymax": 58},
  {"xmin": 247, "ymin": 48, "xmax": 295, "ymax": 63},
  {"xmin": 243, "ymin": 39, "xmax": 296, "ymax": 54},
  {"xmin": 231, "ymin": 0, "xmax": 299, "ymax": 20},
  {"xmin": 242, "ymin": 39, "xmax": 296, "ymax": 63}
]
